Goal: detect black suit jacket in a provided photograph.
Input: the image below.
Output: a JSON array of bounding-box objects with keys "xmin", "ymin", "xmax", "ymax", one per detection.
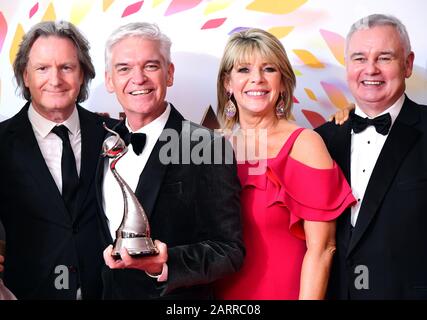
[
  {"xmin": 316, "ymin": 96, "xmax": 427, "ymax": 299},
  {"xmin": 96, "ymin": 105, "xmax": 244, "ymax": 299},
  {"xmin": 0, "ymin": 102, "xmax": 116, "ymax": 299}
]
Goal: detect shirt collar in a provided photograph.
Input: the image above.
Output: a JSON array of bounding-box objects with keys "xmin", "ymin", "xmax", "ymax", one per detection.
[
  {"xmin": 125, "ymin": 103, "xmax": 171, "ymax": 135},
  {"xmin": 28, "ymin": 103, "xmax": 80, "ymax": 138},
  {"xmin": 355, "ymin": 94, "xmax": 405, "ymax": 128}
]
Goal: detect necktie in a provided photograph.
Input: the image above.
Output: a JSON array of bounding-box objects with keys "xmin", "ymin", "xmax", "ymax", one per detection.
[
  {"xmin": 350, "ymin": 112, "xmax": 392, "ymax": 135},
  {"xmin": 51, "ymin": 125, "xmax": 79, "ymax": 216},
  {"xmin": 114, "ymin": 123, "xmax": 147, "ymax": 155}
]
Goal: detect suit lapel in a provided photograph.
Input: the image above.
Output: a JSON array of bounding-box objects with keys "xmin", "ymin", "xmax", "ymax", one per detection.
[
  {"xmin": 135, "ymin": 105, "xmax": 184, "ymax": 219},
  {"xmin": 95, "ymin": 154, "xmax": 115, "ymax": 244},
  {"xmin": 73, "ymin": 106, "xmax": 105, "ymax": 222},
  {"xmin": 347, "ymin": 97, "xmax": 421, "ymax": 257},
  {"xmin": 329, "ymin": 121, "xmax": 353, "ymax": 250},
  {"xmin": 9, "ymin": 103, "xmax": 71, "ymax": 226},
  {"xmin": 330, "ymin": 120, "xmax": 352, "ymax": 182},
  {"xmin": 94, "ymin": 120, "xmax": 119, "ymax": 244}
]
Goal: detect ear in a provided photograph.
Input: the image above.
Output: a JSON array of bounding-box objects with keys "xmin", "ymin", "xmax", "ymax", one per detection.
[
  {"xmin": 223, "ymin": 74, "xmax": 231, "ymax": 93},
  {"xmin": 78, "ymin": 69, "xmax": 84, "ymax": 85},
  {"xmin": 167, "ymin": 63, "xmax": 175, "ymax": 87},
  {"xmin": 280, "ymin": 79, "xmax": 286, "ymax": 94},
  {"xmin": 105, "ymin": 71, "xmax": 115, "ymax": 93},
  {"xmin": 23, "ymin": 69, "xmax": 29, "ymax": 87},
  {"xmin": 405, "ymin": 51, "xmax": 415, "ymax": 78}
]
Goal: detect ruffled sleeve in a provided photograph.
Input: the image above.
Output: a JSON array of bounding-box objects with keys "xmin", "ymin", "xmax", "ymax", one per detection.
[{"xmin": 266, "ymin": 156, "xmax": 356, "ymax": 240}]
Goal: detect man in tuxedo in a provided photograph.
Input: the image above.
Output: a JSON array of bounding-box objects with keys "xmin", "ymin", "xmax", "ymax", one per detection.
[
  {"xmin": 98, "ymin": 22, "xmax": 244, "ymax": 299},
  {"xmin": 0, "ymin": 21, "xmax": 115, "ymax": 299},
  {"xmin": 316, "ymin": 14, "xmax": 427, "ymax": 299}
]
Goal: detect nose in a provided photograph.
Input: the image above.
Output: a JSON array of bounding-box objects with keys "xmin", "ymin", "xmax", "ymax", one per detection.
[
  {"xmin": 364, "ymin": 59, "xmax": 380, "ymax": 75},
  {"xmin": 250, "ymin": 69, "xmax": 264, "ymax": 83},
  {"xmin": 131, "ymin": 67, "xmax": 147, "ymax": 84},
  {"xmin": 49, "ymin": 68, "xmax": 62, "ymax": 86}
]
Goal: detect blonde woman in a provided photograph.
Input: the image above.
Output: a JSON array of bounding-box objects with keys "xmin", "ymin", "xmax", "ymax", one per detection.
[{"xmin": 215, "ymin": 28, "xmax": 356, "ymax": 300}]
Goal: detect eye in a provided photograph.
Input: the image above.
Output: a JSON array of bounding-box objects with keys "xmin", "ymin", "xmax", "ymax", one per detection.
[
  {"xmin": 378, "ymin": 56, "xmax": 392, "ymax": 62},
  {"xmin": 62, "ymin": 65, "xmax": 73, "ymax": 71},
  {"xmin": 145, "ymin": 64, "xmax": 159, "ymax": 71},
  {"xmin": 264, "ymin": 66, "xmax": 277, "ymax": 72},
  {"xmin": 237, "ymin": 67, "xmax": 249, "ymax": 73},
  {"xmin": 117, "ymin": 66, "xmax": 130, "ymax": 73},
  {"xmin": 36, "ymin": 66, "xmax": 47, "ymax": 72},
  {"xmin": 353, "ymin": 57, "xmax": 366, "ymax": 63}
]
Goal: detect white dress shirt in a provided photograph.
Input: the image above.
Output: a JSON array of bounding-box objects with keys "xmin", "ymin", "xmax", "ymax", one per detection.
[
  {"xmin": 28, "ymin": 104, "xmax": 82, "ymax": 299},
  {"xmin": 28, "ymin": 104, "xmax": 81, "ymax": 194},
  {"xmin": 102, "ymin": 104, "xmax": 171, "ymax": 239},
  {"xmin": 350, "ymin": 94, "xmax": 404, "ymax": 226}
]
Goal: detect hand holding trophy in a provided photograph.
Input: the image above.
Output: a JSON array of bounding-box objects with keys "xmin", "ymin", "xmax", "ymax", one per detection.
[
  {"xmin": 0, "ymin": 241, "xmax": 17, "ymax": 300},
  {"xmin": 102, "ymin": 123, "xmax": 159, "ymax": 259}
]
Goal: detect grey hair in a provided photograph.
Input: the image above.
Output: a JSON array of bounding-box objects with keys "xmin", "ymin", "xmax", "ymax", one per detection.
[
  {"xmin": 13, "ymin": 20, "xmax": 95, "ymax": 102},
  {"xmin": 105, "ymin": 22, "xmax": 172, "ymax": 71},
  {"xmin": 346, "ymin": 14, "xmax": 412, "ymax": 56}
]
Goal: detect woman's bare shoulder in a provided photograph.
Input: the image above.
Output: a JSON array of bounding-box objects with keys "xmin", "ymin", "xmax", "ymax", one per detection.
[{"xmin": 290, "ymin": 128, "xmax": 333, "ymax": 169}]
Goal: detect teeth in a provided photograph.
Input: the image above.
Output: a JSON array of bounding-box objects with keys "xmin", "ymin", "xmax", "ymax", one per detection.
[
  {"xmin": 362, "ymin": 81, "xmax": 383, "ymax": 85},
  {"xmin": 246, "ymin": 91, "xmax": 267, "ymax": 96},
  {"xmin": 130, "ymin": 89, "xmax": 151, "ymax": 95}
]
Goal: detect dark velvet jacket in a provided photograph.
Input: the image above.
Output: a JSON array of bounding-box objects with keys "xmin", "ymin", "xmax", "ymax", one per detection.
[{"xmin": 96, "ymin": 105, "xmax": 245, "ymax": 299}]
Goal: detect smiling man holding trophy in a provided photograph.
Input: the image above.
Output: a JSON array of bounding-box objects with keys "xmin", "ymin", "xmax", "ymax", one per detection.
[{"xmin": 97, "ymin": 22, "xmax": 244, "ymax": 299}]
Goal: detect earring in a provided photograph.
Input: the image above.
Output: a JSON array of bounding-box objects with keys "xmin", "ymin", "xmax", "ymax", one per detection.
[
  {"xmin": 276, "ymin": 92, "xmax": 286, "ymax": 118},
  {"xmin": 225, "ymin": 92, "xmax": 237, "ymax": 119}
]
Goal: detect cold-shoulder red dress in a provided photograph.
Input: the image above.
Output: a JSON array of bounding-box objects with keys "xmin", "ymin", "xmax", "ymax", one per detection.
[{"xmin": 216, "ymin": 128, "xmax": 355, "ymax": 300}]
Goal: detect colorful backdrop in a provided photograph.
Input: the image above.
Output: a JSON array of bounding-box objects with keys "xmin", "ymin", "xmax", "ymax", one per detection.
[{"xmin": 1, "ymin": 0, "xmax": 426, "ymax": 127}]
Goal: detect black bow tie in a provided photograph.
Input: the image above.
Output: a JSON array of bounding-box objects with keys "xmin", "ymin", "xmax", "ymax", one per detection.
[
  {"xmin": 114, "ymin": 123, "xmax": 147, "ymax": 155},
  {"xmin": 350, "ymin": 112, "xmax": 392, "ymax": 135}
]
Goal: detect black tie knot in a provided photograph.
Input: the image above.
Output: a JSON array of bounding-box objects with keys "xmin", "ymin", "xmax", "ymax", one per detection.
[
  {"xmin": 350, "ymin": 112, "xmax": 392, "ymax": 135},
  {"xmin": 51, "ymin": 124, "xmax": 70, "ymax": 142},
  {"xmin": 114, "ymin": 122, "xmax": 147, "ymax": 155}
]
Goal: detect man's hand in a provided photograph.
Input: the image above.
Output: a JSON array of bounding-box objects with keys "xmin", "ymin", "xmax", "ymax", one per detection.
[
  {"xmin": 328, "ymin": 103, "xmax": 355, "ymax": 125},
  {"xmin": 0, "ymin": 254, "xmax": 4, "ymax": 273},
  {"xmin": 103, "ymin": 240, "xmax": 167, "ymax": 275}
]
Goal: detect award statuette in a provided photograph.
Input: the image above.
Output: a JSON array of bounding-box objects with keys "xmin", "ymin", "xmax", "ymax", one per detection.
[{"xmin": 102, "ymin": 123, "xmax": 159, "ymax": 258}]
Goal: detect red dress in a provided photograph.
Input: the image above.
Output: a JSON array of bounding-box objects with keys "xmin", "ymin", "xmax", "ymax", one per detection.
[{"xmin": 216, "ymin": 128, "xmax": 355, "ymax": 300}]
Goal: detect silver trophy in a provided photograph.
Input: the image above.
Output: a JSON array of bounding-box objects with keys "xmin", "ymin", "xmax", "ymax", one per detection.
[{"xmin": 102, "ymin": 123, "xmax": 159, "ymax": 258}]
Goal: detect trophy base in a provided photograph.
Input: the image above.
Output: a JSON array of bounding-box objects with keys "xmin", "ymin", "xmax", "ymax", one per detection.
[{"xmin": 112, "ymin": 237, "xmax": 159, "ymax": 260}]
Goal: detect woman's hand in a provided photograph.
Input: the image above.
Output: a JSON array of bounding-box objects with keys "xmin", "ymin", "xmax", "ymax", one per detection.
[{"xmin": 328, "ymin": 103, "xmax": 355, "ymax": 125}]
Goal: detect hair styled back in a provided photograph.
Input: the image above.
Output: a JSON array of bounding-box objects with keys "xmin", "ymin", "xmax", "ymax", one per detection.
[
  {"xmin": 217, "ymin": 28, "xmax": 296, "ymax": 130},
  {"xmin": 346, "ymin": 14, "xmax": 412, "ymax": 56},
  {"xmin": 13, "ymin": 20, "xmax": 95, "ymax": 103},
  {"xmin": 105, "ymin": 22, "xmax": 172, "ymax": 72}
]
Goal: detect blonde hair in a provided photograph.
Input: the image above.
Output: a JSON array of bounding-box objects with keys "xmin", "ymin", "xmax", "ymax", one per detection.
[{"xmin": 217, "ymin": 28, "xmax": 296, "ymax": 129}]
